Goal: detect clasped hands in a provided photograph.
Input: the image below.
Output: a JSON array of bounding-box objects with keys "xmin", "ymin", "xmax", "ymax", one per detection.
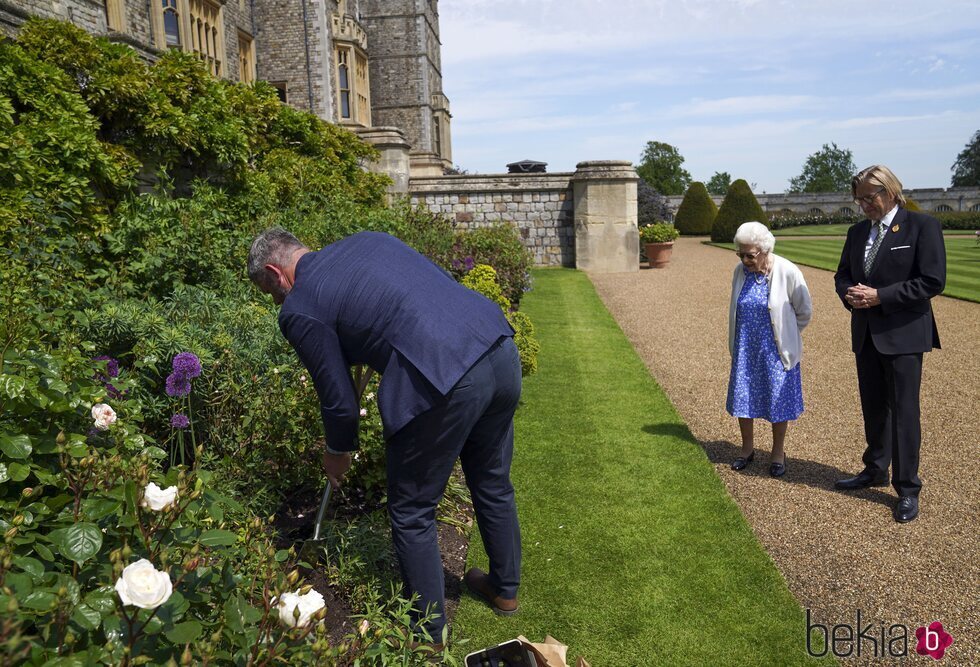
[{"xmin": 846, "ymin": 283, "xmax": 880, "ymax": 309}]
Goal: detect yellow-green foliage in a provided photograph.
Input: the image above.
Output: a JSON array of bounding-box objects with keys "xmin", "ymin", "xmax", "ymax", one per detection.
[
  {"xmin": 904, "ymin": 197, "xmax": 921, "ymax": 212},
  {"xmin": 508, "ymin": 310, "xmax": 540, "ymax": 376},
  {"xmin": 462, "ymin": 264, "xmax": 538, "ymax": 376},
  {"xmin": 462, "ymin": 264, "xmax": 511, "ymax": 310}
]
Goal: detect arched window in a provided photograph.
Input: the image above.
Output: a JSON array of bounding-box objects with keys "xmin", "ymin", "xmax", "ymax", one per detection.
[
  {"xmin": 935, "ymin": 204, "xmax": 953, "ymax": 212},
  {"xmin": 970, "ymin": 203, "xmax": 980, "ymax": 212},
  {"xmin": 779, "ymin": 209, "xmax": 794, "ymax": 215},
  {"xmin": 162, "ymin": 0, "xmax": 180, "ymax": 47},
  {"xmin": 809, "ymin": 208, "xmax": 824, "ymax": 215},
  {"xmin": 838, "ymin": 206, "xmax": 854, "ymax": 215},
  {"xmin": 337, "ymin": 48, "xmax": 351, "ymax": 119}
]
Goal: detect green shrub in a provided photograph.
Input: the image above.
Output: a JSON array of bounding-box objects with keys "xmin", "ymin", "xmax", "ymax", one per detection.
[
  {"xmin": 767, "ymin": 210, "xmax": 859, "ymax": 229},
  {"xmin": 904, "ymin": 197, "xmax": 921, "ymax": 212},
  {"xmin": 673, "ymin": 182, "xmax": 717, "ymax": 235},
  {"xmin": 639, "ymin": 222, "xmax": 680, "ymax": 244},
  {"xmin": 462, "ymin": 265, "xmax": 539, "ymax": 376},
  {"xmin": 711, "ymin": 179, "xmax": 769, "ymax": 242},
  {"xmin": 935, "ymin": 210, "xmax": 980, "ymax": 229},
  {"xmin": 451, "ymin": 223, "xmax": 533, "ymax": 306}
]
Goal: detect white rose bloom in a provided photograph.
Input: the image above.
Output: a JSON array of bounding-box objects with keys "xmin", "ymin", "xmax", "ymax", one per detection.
[
  {"xmin": 365, "ymin": 392, "xmax": 374, "ymax": 401},
  {"xmin": 141, "ymin": 482, "xmax": 178, "ymax": 511},
  {"xmin": 359, "ymin": 408, "xmax": 368, "ymax": 418},
  {"xmin": 91, "ymin": 403, "xmax": 117, "ymax": 430},
  {"xmin": 115, "ymin": 559, "xmax": 173, "ymax": 609},
  {"xmin": 276, "ymin": 588, "xmax": 326, "ymax": 628}
]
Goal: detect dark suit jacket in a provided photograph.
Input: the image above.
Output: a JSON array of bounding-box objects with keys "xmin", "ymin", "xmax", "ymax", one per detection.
[
  {"xmin": 834, "ymin": 208, "xmax": 945, "ymax": 355},
  {"xmin": 278, "ymin": 231, "xmax": 514, "ymax": 452}
]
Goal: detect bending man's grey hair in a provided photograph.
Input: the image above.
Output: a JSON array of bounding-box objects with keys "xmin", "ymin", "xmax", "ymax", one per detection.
[
  {"xmin": 733, "ymin": 221, "xmax": 775, "ymax": 253},
  {"xmin": 247, "ymin": 228, "xmax": 308, "ymax": 289}
]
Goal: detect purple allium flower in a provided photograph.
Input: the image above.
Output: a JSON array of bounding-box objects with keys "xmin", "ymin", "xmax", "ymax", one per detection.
[
  {"xmin": 451, "ymin": 258, "xmax": 462, "ymax": 271},
  {"xmin": 94, "ymin": 355, "xmax": 121, "ymax": 378},
  {"xmin": 170, "ymin": 413, "xmax": 190, "ymax": 429},
  {"xmin": 463, "ymin": 256, "xmax": 475, "ymax": 271},
  {"xmin": 165, "ymin": 373, "xmax": 192, "ymax": 397},
  {"xmin": 106, "ymin": 383, "xmax": 125, "ymax": 400},
  {"xmin": 171, "ymin": 352, "xmax": 202, "ymax": 379}
]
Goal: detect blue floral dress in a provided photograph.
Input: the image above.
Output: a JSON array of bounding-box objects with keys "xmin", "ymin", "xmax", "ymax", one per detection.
[{"xmin": 726, "ymin": 266, "xmax": 804, "ymax": 422}]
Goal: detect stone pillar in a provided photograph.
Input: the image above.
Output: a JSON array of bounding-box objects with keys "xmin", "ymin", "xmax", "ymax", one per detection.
[
  {"xmin": 356, "ymin": 127, "xmax": 411, "ymax": 196},
  {"xmin": 571, "ymin": 160, "xmax": 639, "ymax": 273}
]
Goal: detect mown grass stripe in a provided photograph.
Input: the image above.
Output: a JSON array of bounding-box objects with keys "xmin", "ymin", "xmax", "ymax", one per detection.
[
  {"xmin": 708, "ymin": 239, "xmax": 980, "ymax": 302},
  {"xmin": 452, "ymin": 269, "xmax": 832, "ymax": 666}
]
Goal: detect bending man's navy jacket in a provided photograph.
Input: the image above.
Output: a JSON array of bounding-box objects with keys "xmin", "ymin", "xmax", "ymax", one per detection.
[{"xmin": 278, "ymin": 231, "xmax": 514, "ymax": 452}]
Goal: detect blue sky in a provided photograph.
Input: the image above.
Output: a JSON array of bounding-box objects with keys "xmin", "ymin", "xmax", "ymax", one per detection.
[{"xmin": 439, "ymin": 0, "xmax": 980, "ymax": 193}]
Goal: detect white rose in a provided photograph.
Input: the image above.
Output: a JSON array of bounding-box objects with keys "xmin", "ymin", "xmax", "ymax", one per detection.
[
  {"xmin": 91, "ymin": 403, "xmax": 117, "ymax": 430},
  {"xmin": 115, "ymin": 559, "xmax": 173, "ymax": 609},
  {"xmin": 276, "ymin": 588, "xmax": 326, "ymax": 628},
  {"xmin": 359, "ymin": 408, "xmax": 368, "ymax": 418},
  {"xmin": 141, "ymin": 482, "xmax": 178, "ymax": 511},
  {"xmin": 365, "ymin": 392, "xmax": 374, "ymax": 402}
]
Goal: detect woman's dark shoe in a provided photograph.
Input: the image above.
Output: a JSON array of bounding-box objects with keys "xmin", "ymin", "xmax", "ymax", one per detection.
[
  {"xmin": 731, "ymin": 451, "xmax": 755, "ymax": 471},
  {"xmin": 769, "ymin": 461, "xmax": 786, "ymax": 477}
]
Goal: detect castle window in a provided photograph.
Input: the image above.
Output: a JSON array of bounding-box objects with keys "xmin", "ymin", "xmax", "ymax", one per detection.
[
  {"xmin": 189, "ymin": 0, "xmax": 224, "ymax": 76},
  {"xmin": 970, "ymin": 203, "xmax": 980, "ymax": 212},
  {"xmin": 104, "ymin": 0, "xmax": 125, "ymax": 31},
  {"xmin": 809, "ymin": 208, "xmax": 824, "ymax": 215},
  {"xmin": 354, "ymin": 50, "xmax": 370, "ymax": 123},
  {"xmin": 433, "ymin": 116, "xmax": 441, "ymax": 157},
  {"xmin": 935, "ymin": 204, "xmax": 953, "ymax": 212},
  {"xmin": 162, "ymin": 0, "xmax": 181, "ymax": 47},
  {"xmin": 337, "ymin": 48, "xmax": 351, "ymax": 119},
  {"xmin": 238, "ymin": 32, "xmax": 255, "ymax": 84},
  {"xmin": 838, "ymin": 206, "xmax": 854, "ymax": 215},
  {"xmin": 270, "ymin": 81, "xmax": 288, "ymax": 103}
]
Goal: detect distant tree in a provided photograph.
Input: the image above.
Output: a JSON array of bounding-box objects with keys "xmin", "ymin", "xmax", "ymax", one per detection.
[
  {"xmin": 711, "ymin": 179, "xmax": 768, "ymax": 243},
  {"xmin": 636, "ymin": 141, "xmax": 691, "ymax": 195},
  {"xmin": 636, "ymin": 179, "xmax": 671, "ymax": 227},
  {"xmin": 706, "ymin": 171, "xmax": 732, "ymax": 195},
  {"xmin": 951, "ymin": 130, "xmax": 980, "ymax": 187},
  {"xmin": 673, "ymin": 182, "xmax": 717, "ymax": 235},
  {"xmin": 444, "ymin": 164, "xmax": 469, "ymax": 175},
  {"xmin": 788, "ymin": 142, "xmax": 856, "ymax": 193}
]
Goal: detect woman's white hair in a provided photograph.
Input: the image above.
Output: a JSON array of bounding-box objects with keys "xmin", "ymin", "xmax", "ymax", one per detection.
[{"xmin": 733, "ymin": 221, "xmax": 775, "ymax": 253}]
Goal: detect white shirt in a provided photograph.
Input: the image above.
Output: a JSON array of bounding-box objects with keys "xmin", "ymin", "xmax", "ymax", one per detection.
[{"xmin": 863, "ymin": 205, "xmax": 899, "ymax": 262}]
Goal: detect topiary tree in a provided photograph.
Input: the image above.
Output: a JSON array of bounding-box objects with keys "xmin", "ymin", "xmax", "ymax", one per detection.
[
  {"xmin": 673, "ymin": 182, "xmax": 718, "ymax": 235},
  {"xmin": 711, "ymin": 179, "xmax": 769, "ymax": 242}
]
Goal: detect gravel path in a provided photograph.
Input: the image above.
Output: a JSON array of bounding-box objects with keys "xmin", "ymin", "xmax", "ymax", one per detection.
[{"xmin": 590, "ymin": 237, "xmax": 979, "ymax": 664}]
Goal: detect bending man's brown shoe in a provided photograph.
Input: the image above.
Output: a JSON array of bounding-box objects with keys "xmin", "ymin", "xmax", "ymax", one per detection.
[{"xmin": 463, "ymin": 567, "xmax": 519, "ymax": 616}]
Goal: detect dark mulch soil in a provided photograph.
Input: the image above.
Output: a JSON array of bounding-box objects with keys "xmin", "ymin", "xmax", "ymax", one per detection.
[{"xmin": 273, "ymin": 481, "xmax": 472, "ymax": 648}]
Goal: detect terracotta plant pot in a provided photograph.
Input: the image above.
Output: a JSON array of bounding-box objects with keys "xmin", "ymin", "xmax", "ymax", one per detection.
[{"xmin": 645, "ymin": 241, "xmax": 674, "ymax": 268}]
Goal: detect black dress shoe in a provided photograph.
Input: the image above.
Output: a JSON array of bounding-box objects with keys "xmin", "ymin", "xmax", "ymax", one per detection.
[
  {"xmin": 835, "ymin": 470, "xmax": 889, "ymax": 490},
  {"xmin": 893, "ymin": 496, "xmax": 919, "ymax": 523},
  {"xmin": 731, "ymin": 451, "xmax": 755, "ymax": 471},
  {"xmin": 769, "ymin": 461, "xmax": 786, "ymax": 477}
]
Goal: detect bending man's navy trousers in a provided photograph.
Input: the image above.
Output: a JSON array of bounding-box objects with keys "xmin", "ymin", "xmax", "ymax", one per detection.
[{"xmin": 385, "ymin": 336, "xmax": 522, "ymax": 639}]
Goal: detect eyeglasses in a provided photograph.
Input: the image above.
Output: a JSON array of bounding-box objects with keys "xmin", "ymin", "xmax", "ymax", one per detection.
[
  {"xmin": 735, "ymin": 251, "xmax": 762, "ymax": 260},
  {"xmin": 854, "ymin": 187, "xmax": 885, "ymax": 205}
]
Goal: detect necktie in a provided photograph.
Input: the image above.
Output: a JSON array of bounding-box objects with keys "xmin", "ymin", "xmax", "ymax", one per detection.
[{"xmin": 864, "ymin": 221, "xmax": 887, "ymax": 275}]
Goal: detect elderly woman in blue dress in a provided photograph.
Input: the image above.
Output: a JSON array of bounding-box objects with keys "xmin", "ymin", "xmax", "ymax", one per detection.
[{"xmin": 727, "ymin": 222, "xmax": 812, "ymax": 477}]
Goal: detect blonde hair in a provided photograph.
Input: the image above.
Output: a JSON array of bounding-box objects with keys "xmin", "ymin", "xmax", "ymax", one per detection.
[{"xmin": 851, "ymin": 165, "xmax": 907, "ymax": 207}]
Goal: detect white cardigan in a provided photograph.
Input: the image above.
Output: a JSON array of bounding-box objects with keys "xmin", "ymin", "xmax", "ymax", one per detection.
[{"xmin": 728, "ymin": 254, "xmax": 812, "ymax": 371}]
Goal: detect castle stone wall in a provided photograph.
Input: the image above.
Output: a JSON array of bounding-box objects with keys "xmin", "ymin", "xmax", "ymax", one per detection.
[{"xmin": 410, "ymin": 173, "xmax": 576, "ymax": 267}]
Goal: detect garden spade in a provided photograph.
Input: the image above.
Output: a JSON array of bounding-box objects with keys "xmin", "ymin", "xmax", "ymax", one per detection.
[{"xmin": 297, "ymin": 483, "xmax": 332, "ymax": 561}]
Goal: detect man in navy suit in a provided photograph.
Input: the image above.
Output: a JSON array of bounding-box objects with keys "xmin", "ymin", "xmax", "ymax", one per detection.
[
  {"xmin": 247, "ymin": 228, "xmax": 523, "ymax": 643},
  {"xmin": 833, "ymin": 165, "xmax": 946, "ymax": 523}
]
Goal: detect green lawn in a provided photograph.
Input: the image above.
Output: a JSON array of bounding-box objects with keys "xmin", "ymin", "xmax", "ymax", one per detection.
[
  {"xmin": 451, "ymin": 269, "xmax": 831, "ymax": 666},
  {"xmin": 710, "ymin": 238, "xmax": 980, "ymax": 303},
  {"xmin": 773, "ymin": 223, "xmax": 975, "ymax": 236}
]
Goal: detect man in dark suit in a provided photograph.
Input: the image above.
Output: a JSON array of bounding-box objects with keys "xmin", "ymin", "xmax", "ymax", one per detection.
[
  {"xmin": 833, "ymin": 165, "xmax": 946, "ymax": 523},
  {"xmin": 247, "ymin": 228, "xmax": 523, "ymax": 643}
]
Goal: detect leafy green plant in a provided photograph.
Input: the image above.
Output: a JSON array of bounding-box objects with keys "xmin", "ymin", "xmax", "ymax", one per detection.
[
  {"xmin": 639, "ymin": 222, "xmax": 680, "ymax": 244},
  {"xmin": 462, "ymin": 265, "xmax": 539, "ymax": 376},
  {"xmin": 451, "ymin": 223, "xmax": 533, "ymax": 306}
]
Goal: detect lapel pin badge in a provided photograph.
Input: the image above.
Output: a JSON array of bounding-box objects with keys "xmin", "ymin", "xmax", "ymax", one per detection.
[{"xmin": 892, "ymin": 224, "xmax": 900, "ymax": 232}]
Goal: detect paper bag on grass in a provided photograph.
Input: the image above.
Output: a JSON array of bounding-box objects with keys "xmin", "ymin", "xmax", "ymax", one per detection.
[{"xmin": 517, "ymin": 635, "xmax": 590, "ymax": 667}]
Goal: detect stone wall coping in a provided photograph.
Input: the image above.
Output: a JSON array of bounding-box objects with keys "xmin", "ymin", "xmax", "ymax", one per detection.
[
  {"xmin": 410, "ymin": 172, "xmax": 575, "ymax": 194},
  {"xmin": 574, "ymin": 160, "xmax": 634, "ymax": 169},
  {"xmin": 571, "ymin": 160, "xmax": 639, "ymax": 182}
]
